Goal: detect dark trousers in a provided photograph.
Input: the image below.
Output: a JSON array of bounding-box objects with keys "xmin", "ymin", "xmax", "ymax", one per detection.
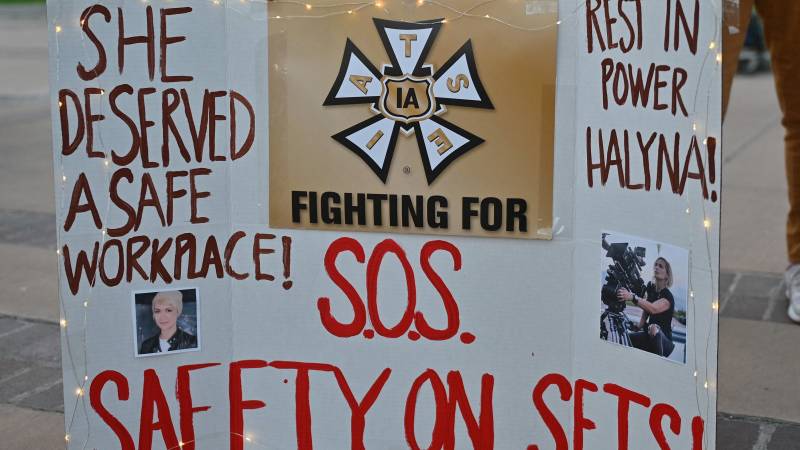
[{"xmin": 630, "ymin": 328, "xmax": 675, "ymax": 357}]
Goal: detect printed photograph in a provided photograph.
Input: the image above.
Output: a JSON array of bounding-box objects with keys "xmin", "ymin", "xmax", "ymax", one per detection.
[
  {"xmin": 133, "ymin": 288, "xmax": 199, "ymax": 357},
  {"xmin": 599, "ymin": 232, "xmax": 689, "ymax": 363}
]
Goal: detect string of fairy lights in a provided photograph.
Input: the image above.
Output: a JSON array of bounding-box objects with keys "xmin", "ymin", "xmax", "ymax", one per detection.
[
  {"xmin": 261, "ymin": 0, "xmax": 566, "ymax": 30},
  {"xmin": 685, "ymin": 3, "xmax": 725, "ymax": 447},
  {"xmin": 50, "ymin": 0, "xmax": 728, "ymax": 447}
]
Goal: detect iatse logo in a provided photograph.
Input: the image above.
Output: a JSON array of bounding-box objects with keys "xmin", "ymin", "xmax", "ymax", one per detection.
[{"xmin": 323, "ymin": 18, "xmax": 493, "ymax": 184}]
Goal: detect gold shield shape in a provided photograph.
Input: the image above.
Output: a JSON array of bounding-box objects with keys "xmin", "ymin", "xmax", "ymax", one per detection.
[{"xmin": 380, "ymin": 76, "xmax": 435, "ymax": 123}]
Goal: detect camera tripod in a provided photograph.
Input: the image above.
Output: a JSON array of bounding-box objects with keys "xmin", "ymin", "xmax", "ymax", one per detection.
[{"xmin": 600, "ymin": 308, "xmax": 636, "ymax": 347}]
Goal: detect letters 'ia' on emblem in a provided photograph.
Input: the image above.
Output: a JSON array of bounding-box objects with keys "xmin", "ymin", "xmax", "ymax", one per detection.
[{"xmin": 324, "ymin": 18, "xmax": 493, "ymax": 184}]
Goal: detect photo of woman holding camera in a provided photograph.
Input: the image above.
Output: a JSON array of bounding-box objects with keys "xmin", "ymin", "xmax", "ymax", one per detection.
[{"xmin": 616, "ymin": 257, "xmax": 676, "ymax": 358}]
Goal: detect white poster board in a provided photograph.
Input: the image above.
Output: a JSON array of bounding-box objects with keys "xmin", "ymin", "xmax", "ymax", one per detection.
[{"xmin": 49, "ymin": 0, "xmax": 721, "ymax": 448}]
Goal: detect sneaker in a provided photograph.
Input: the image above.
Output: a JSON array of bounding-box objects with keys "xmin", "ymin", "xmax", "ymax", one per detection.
[{"xmin": 784, "ymin": 264, "xmax": 800, "ymax": 323}]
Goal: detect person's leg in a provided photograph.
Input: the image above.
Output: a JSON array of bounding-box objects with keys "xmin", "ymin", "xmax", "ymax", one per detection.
[
  {"xmin": 755, "ymin": 1, "xmax": 800, "ymax": 263},
  {"xmin": 755, "ymin": 0, "xmax": 800, "ymax": 321},
  {"xmin": 656, "ymin": 330, "xmax": 676, "ymax": 357},
  {"xmin": 645, "ymin": 324, "xmax": 675, "ymax": 357},
  {"xmin": 645, "ymin": 325, "xmax": 662, "ymax": 356},
  {"xmin": 722, "ymin": 0, "xmax": 756, "ymax": 116},
  {"xmin": 628, "ymin": 330, "xmax": 649, "ymax": 351}
]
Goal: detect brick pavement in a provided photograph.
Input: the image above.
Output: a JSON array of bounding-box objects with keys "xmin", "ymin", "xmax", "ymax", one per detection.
[
  {"xmin": 0, "ymin": 315, "xmax": 62, "ymax": 412},
  {"xmin": 720, "ymin": 272, "xmax": 795, "ymax": 325},
  {"xmin": 0, "ymin": 209, "xmax": 56, "ymax": 250}
]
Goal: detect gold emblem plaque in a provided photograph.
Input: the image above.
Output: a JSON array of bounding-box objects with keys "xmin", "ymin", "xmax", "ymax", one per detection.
[{"xmin": 268, "ymin": 1, "xmax": 557, "ymax": 239}]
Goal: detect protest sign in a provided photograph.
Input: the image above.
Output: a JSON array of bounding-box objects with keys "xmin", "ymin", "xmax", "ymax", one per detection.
[{"xmin": 49, "ymin": 0, "xmax": 721, "ymax": 448}]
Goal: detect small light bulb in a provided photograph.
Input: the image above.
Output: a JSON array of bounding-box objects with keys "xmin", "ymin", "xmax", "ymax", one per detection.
[
  {"xmin": 58, "ymin": 101, "xmax": 63, "ymax": 108},
  {"xmin": 685, "ymin": 207, "xmax": 691, "ymax": 214},
  {"xmin": 76, "ymin": 387, "xmax": 84, "ymax": 396},
  {"xmin": 102, "ymin": 229, "xmax": 107, "ymax": 236},
  {"xmin": 104, "ymin": 159, "xmax": 110, "ymax": 167},
  {"xmin": 84, "ymin": 375, "xmax": 88, "ymax": 381},
  {"xmin": 56, "ymin": 248, "xmax": 62, "ymax": 255},
  {"xmin": 83, "ymin": 301, "xmax": 88, "ymax": 307},
  {"xmin": 692, "ymin": 122, "xmax": 697, "ymax": 131},
  {"xmin": 716, "ymin": 53, "xmax": 722, "ymax": 63},
  {"xmin": 556, "ymin": 20, "xmax": 562, "ymax": 25},
  {"xmin": 55, "ymin": 25, "xmax": 62, "ymax": 33},
  {"xmin": 65, "ymin": 434, "xmax": 70, "ymax": 442},
  {"xmin": 417, "ymin": 0, "xmax": 424, "ymax": 5},
  {"xmin": 709, "ymin": 41, "xmax": 716, "ymax": 49},
  {"xmin": 275, "ymin": 15, "xmax": 281, "ymax": 19},
  {"xmin": 245, "ymin": 434, "xmax": 252, "ymax": 442},
  {"xmin": 693, "ymin": 370, "xmax": 698, "ymax": 377},
  {"xmin": 484, "ymin": 14, "xmax": 490, "ymax": 18},
  {"xmin": 689, "ymin": 291, "xmax": 694, "ymax": 298},
  {"xmin": 441, "ymin": 18, "xmax": 447, "ymax": 23},
  {"xmin": 703, "ymin": 219, "xmax": 711, "ymax": 229},
  {"xmin": 305, "ymin": 3, "xmax": 312, "ymax": 9},
  {"xmin": 60, "ymin": 319, "xmax": 67, "ymax": 327},
  {"xmin": 62, "ymin": 175, "xmax": 67, "ymax": 182},
  {"xmin": 374, "ymin": 1, "xmax": 383, "ymax": 7},
  {"xmin": 712, "ymin": 301, "xmax": 719, "ymax": 310},
  {"xmin": 347, "ymin": 10, "xmax": 353, "ymax": 14},
  {"xmin": 703, "ymin": 381, "xmax": 709, "ymax": 389}
]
